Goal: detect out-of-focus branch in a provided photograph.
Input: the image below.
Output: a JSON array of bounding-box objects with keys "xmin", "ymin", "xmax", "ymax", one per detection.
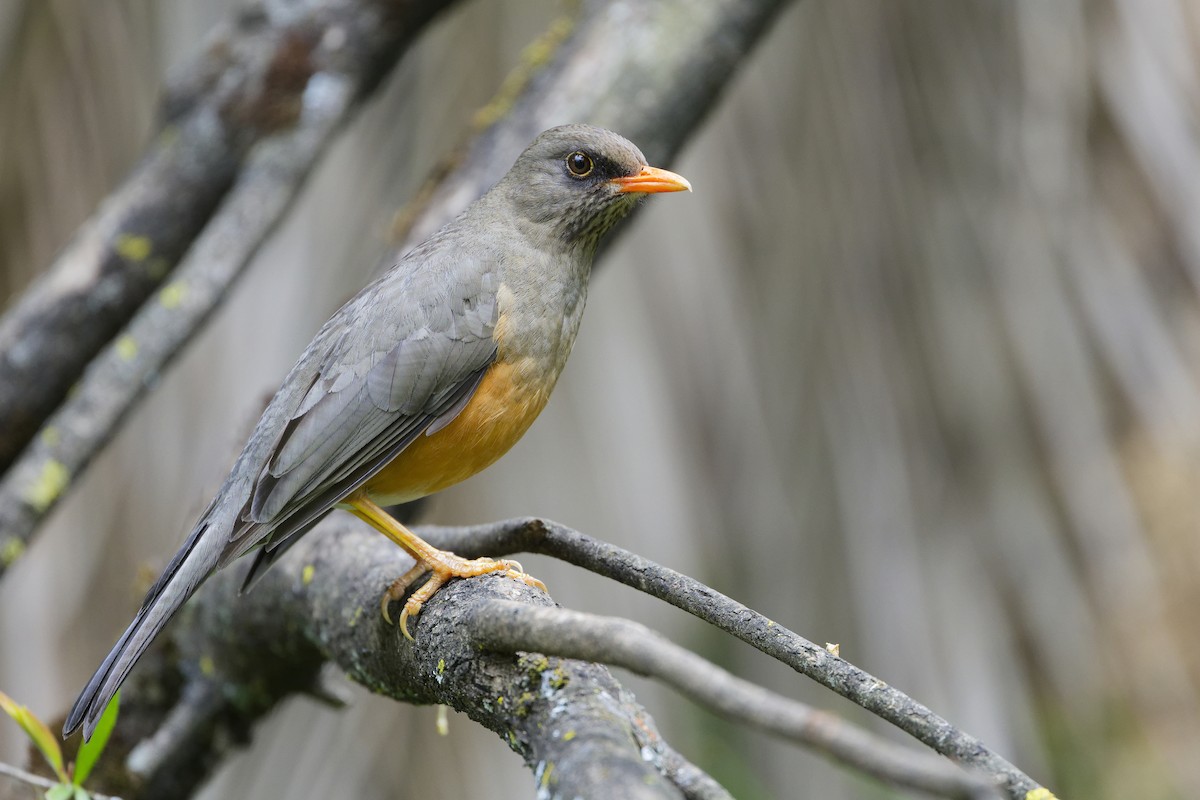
[
  {"xmin": 0, "ymin": 0, "xmax": 789, "ymax": 578},
  {"xmin": 417, "ymin": 519, "xmax": 1051, "ymax": 800},
  {"xmin": 66, "ymin": 519, "xmax": 720, "ymax": 800},
  {"xmin": 471, "ymin": 602, "xmax": 1001, "ymax": 799},
  {"xmin": 395, "ymin": 0, "xmax": 791, "ymax": 250},
  {"xmin": 0, "ymin": 0, "xmax": 460, "ymax": 574},
  {"xmin": 0, "ymin": 0, "xmax": 458, "ymax": 474}
]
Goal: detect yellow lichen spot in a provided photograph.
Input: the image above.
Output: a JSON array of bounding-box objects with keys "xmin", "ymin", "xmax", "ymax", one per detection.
[
  {"xmin": 301, "ymin": 564, "xmax": 315, "ymax": 585},
  {"xmin": 348, "ymin": 606, "xmax": 363, "ymax": 627},
  {"xmin": 116, "ymin": 234, "xmax": 152, "ymax": 262},
  {"xmin": 767, "ymin": 620, "xmax": 775, "ymax": 627},
  {"xmin": 540, "ymin": 762, "xmax": 555, "ymax": 788},
  {"xmin": 515, "ymin": 691, "xmax": 537, "ymax": 717},
  {"xmin": 1026, "ymin": 790, "xmax": 1058, "ymax": 800},
  {"xmin": 1, "ymin": 537, "xmax": 26, "ymax": 567},
  {"xmin": 547, "ymin": 667, "xmax": 569, "ymax": 690},
  {"xmin": 520, "ymin": 652, "xmax": 550, "ymax": 674},
  {"xmin": 826, "ymin": 642, "xmax": 841, "ymax": 657},
  {"xmin": 496, "ymin": 695, "xmax": 505, "ymax": 706},
  {"xmin": 562, "ymin": 729, "xmax": 576, "ymax": 742},
  {"xmin": 199, "ymin": 655, "xmax": 215, "ymax": 676},
  {"xmin": 159, "ymin": 281, "xmax": 187, "ymax": 309},
  {"xmin": 24, "ymin": 459, "xmax": 69, "ymax": 513},
  {"xmin": 437, "ymin": 658, "xmax": 446, "ymax": 675},
  {"xmin": 40, "ymin": 427, "xmax": 60, "ymax": 447},
  {"xmin": 116, "ymin": 335, "xmax": 139, "ymax": 361}
]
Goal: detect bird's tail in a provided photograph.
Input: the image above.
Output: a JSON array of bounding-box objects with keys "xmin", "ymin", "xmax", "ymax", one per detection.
[{"xmin": 63, "ymin": 515, "xmax": 226, "ymax": 740}]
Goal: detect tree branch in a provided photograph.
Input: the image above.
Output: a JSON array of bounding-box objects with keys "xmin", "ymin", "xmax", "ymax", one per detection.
[
  {"xmin": 67, "ymin": 514, "xmax": 1017, "ymax": 800},
  {"xmin": 469, "ymin": 602, "xmax": 1000, "ymax": 799},
  {"xmin": 71, "ymin": 519, "xmax": 727, "ymax": 800},
  {"xmin": 415, "ymin": 519, "xmax": 1051, "ymax": 799}
]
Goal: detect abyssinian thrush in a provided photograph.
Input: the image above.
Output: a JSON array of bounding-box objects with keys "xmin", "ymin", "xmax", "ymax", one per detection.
[{"xmin": 65, "ymin": 124, "xmax": 690, "ymax": 739}]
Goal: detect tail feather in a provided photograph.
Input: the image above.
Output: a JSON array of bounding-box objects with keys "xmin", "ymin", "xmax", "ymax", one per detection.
[{"xmin": 63, "ymin": 519, "xmax": 224, "ymax": 740}]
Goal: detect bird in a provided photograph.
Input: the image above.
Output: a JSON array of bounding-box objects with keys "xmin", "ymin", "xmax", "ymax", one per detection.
[{"xmin": 63, "ymin": 124, "xmax": 691, "ymax": 739}]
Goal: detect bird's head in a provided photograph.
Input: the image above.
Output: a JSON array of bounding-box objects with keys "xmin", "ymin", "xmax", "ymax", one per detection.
[{"xmin": 498, "ymin": 124, "xmax": 691, "ymax": 254}]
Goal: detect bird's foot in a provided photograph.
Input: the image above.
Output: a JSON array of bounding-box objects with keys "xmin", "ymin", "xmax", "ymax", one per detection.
[
  {"xmin": 345, "ymin": 491, "xmax": 546, "ymax": 639},
  {"xmin": 381, "ymin": 552, "xmax": 546, "ymax": 640}
]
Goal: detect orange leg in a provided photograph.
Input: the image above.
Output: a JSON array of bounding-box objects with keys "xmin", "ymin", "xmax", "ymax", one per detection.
[{"xmin": 342, "ymin": 489, "xmax": 546, "ymax": 640}]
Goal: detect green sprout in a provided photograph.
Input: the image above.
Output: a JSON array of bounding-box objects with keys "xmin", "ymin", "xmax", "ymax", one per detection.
[{"xmin": 0, "ymin": 690, "xmax": 119, "ymax": 800}]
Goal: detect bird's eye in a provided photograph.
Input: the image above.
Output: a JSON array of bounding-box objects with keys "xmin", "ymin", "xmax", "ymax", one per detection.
[{"xmin": 566, "ymin": 151, "xmax": 594, "ymax": 177}]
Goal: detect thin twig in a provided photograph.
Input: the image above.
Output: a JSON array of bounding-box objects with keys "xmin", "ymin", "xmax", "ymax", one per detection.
[
  {"xmin": 654, "ymin": 745, "xmax": 733, "ymax": 800},
  {"xmin": 0, "ymin": 760, "xmax": 122, "ymax": 800},
  {"xmin": 417, "ymin": 518, "xmax": 1050, "ymax": 800},
  {"xmin": 468, "ymin": 601, "xmax": 1001, "ymax": 800}
]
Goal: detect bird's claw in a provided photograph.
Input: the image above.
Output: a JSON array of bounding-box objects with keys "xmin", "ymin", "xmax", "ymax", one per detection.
[
  {"xmin": 398, "ymin": 601, "xmax": 422, "ymax": 641},
  {"xmin": 381, "ymin": 562, "xmax": 429, "ymax": 626},
  {"xmin": 378, "ymin": 555, "xmax": 547, "ymax": 640},
  {"xmin": 503, "ymin": 566, "xmax": 546, "ymax": 592}
]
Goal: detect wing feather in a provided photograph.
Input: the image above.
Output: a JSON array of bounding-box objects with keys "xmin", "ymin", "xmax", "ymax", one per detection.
[
  {"xmin": 240, "ymin": 255, "xmax": 500, "ymax": 562},
  {"xmin": 236, "ymin": 362, "xmax": 490, "ymax": 590}
]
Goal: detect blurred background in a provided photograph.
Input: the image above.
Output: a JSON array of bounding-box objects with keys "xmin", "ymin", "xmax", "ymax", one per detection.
[{"xmin": 3, "ymin": 1, "xmax": 1200, "ymax": 798}]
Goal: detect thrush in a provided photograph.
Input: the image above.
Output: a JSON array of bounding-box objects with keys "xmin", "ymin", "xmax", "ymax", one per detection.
[{"xmin": 64, "ymin": 124, "xmax": 691, "ymax": 739}]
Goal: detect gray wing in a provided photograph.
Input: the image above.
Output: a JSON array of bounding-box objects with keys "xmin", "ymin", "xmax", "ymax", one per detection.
[
  {"xmin": 230, "ymin": 257, "xmax": 501, "ymax": 580},
  {"xmin": 65, "ymin": 235, "xmax": 501, "ymax": 741}
]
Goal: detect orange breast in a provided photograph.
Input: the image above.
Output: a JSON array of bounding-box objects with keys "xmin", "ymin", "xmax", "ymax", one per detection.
[{"xmin": 362, "ymin": 357, "xmax": 553, "ymax": 504}]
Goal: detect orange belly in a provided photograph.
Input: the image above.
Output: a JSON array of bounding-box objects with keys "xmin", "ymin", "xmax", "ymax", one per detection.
[{"xmin": 361, "ymin": 357, "xmax": 553, "ymax": 504}]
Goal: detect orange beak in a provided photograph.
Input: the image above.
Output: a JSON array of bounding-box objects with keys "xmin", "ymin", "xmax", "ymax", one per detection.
[{"xmin": 611, "ymin": 165, "xmax": 692, "ymax": 194}]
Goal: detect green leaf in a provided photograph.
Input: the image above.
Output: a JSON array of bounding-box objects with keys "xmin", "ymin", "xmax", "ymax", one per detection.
[
  {"xmin": 0, "ymin": 690, "xmax": 68, "ymax": 782},
  {"xmin": 73, "ymin": 786, "xmax": 91, "ymax": 800},
  {"xmin": 43, "ymin": 783, "xmax": 74, "ymax": 800},
  {"xmin": 72, "ymin": 691, "xmax": 119, "ymax": 786}
]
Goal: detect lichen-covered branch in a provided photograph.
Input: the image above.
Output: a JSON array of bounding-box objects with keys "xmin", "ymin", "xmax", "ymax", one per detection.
[
  {"xmin": 62, "ymin": 518, "xmax": 723, "ymax": 800},
  {"xmin": 56, "ymin": 513, "xmax": 1015, "ymax": 800},
  {"xmin": 0, "ymin": 0, "xmax": 459, "ymax": 574},
  {"xmin": 415, "ymin": 519, "xmax": 1050, "ymax": 800}
]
